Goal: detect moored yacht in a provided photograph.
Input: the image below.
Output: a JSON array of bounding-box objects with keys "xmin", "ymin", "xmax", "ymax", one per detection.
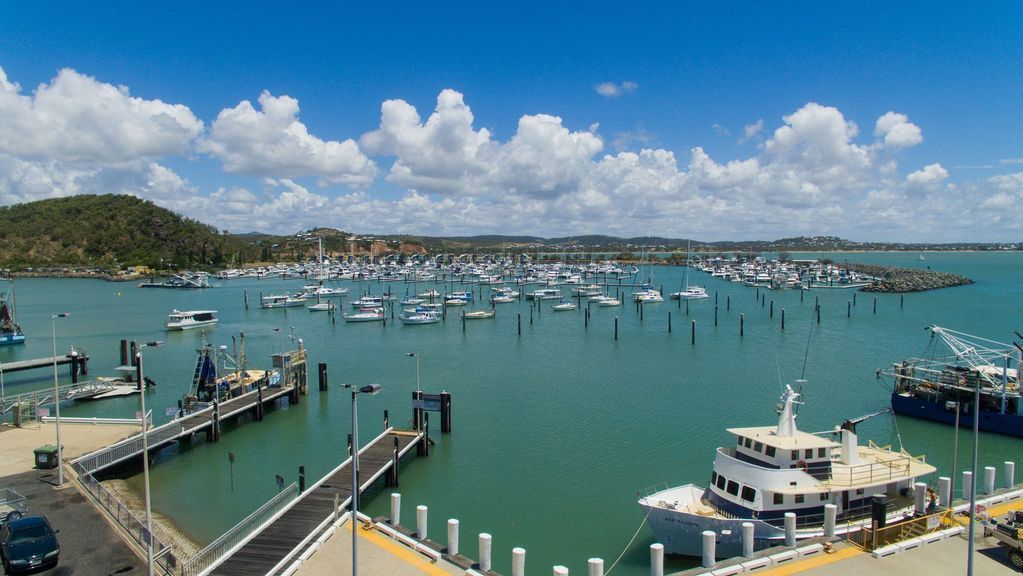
[
  {"xmin": 165, "ymin": 309, "xmax": 219, "ymax": 330},
  {"xmin": 639, "ymin": 384, "xmax": 935, "ymax": 558}
]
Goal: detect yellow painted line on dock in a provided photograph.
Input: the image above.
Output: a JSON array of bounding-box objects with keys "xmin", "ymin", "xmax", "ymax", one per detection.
[
  {"xmin": 755, "ymin": 546, "xmax": 863, "ymax": 576},
  {"xmin": 345, "ymin": 522, "xmax": 452, "ymax": 576}
]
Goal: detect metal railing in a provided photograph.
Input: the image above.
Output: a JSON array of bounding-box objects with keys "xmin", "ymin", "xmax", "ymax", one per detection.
[
  {"xmin": 180, "ymin": 482, "xmax": 300, "ymax": 576},
  {"xmin": 846, "ymin": 509, "xmax": 954, "ymax": 551},
  {"xmin": 72, "ymin": 422, "xmax": 187, "ymax": 474},
  {"xmin": 77, "ymin": 472, "xmax": 180, "ymax": 575}
]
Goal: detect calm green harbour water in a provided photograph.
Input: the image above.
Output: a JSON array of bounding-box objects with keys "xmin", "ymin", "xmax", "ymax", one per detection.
[{"xmin": 2, "ymin": 252, "xmax": 1021, "ymax": 575}]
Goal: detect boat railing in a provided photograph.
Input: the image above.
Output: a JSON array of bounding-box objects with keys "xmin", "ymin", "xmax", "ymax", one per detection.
[
  {"xmin": 180, "ymin": 482, "xmax": 300, "ymax": 576},
  {"xmin": 76, "ymin": 470, "xmax": 181, "ymax": 575},
  {"xmin": 825, "ymin": 455, "xmax": 914, "ymax": 487}
]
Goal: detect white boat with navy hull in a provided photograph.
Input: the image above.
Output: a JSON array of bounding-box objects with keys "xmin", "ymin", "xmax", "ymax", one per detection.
[{"xmin": 639, "ymin": 385, "xmax": 935, "ymax": 558}]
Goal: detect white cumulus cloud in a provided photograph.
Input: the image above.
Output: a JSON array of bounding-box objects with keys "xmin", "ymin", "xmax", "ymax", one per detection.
[
  {"xmin": 874, "ymin": 111, "xmax": 923, "ymax": 149},
  {"xmin": 200, "ymin": 91, "xmax": 377, "ymax": 187},
  {"xmin": 595, "ymin": 81, "xmax": 638, "ymax": 98}
]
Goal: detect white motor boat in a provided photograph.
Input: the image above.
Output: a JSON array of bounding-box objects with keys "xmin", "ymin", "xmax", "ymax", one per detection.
[
  {"xmin": 670, "ymin": 286, "xmax": 709, "ymax": 300},
  {"xmin": 261, "ymin": 295, "xmax": 305, "ymax": 309},
  {"xmin": 343, "ymin": 310, "xmax": 385, "ymax": 322},
  {"xmin": 639, "ymin": 384, "xmax": 935, "ymax": 558},
  {"xmin": 552, "ymin": 300, "xmax": 577, "ymax": 311},
  {"xmin": 165, "ymin": 310, "xmax": 219, "ymax": 330}
]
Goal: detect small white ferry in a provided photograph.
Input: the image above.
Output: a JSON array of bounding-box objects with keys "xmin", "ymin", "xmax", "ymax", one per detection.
[
  {"xmin": 165, "ymin": 310, "xmax": 218, "ymax": 330},
  {"xmin": 639, "ymin": 384, "xmax": 935, "ymax": 558}
]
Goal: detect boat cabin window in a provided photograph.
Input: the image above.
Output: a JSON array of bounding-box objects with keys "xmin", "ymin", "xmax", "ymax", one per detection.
[
  {"xmin": 741, "ymin": 486, "xmax": 756, "ymax": 502},
  {"xmin": 795, "ymin": 494, "xmax": 804, "ymax": 504},
  {"xmin": 765, "ymin": 446, "xmax": 776, "ymax": 457},
  {"xmin": 753, "ymin": 442, "xmax": 763, "ymax": 453},
  {"xmin": 817, "ymin": 448, "xmax": 827, "ymax": 458},
  {"xmin": 773, "ymin": 493, "xmax": 783, "ymax": 505},
  {"xmin": 711, "ymin": 471, "xmax": 718, "ymax": 485},
  {"xmin": 716, "ymin": 475, "xmax": 727, "ymax": 490},
  {"xmin": 743, "ymin": 437, "xmax": 752, "ymax": 448},
  {"xmin": 820, "ymin": 493, "xmax": 829, "ymax": 502},
  {"xmin": 726, "ymin": 480, "xmax": 739, "ymax": 497},
  {"xmin": 804, "ymin": 449, "xmax": 813, "ymax": 459},
  {"xmin": 791, "ymin": 450, "xmax": 799, "ymax": 460},
  {"xmin": 856, "ymin": 488, "xmax": 864, "ymax": 496}
]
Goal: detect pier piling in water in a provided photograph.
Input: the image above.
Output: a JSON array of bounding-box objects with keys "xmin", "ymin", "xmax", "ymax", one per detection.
[
  {"xmin": 244, "ymin": 288, "xmax": 248, "ymax": 310},
  {"xmin": 299, "ymin": 465, "xmax": 306, "ymax": 493},
  {"xmin": 901, "ymin": 294, "xmax": 904, "ymax": 308},
  {"xmin": 1007, "ymin": 461, "xmax": 1016, "ymax": 487},
  {"xmin": 640, "ymin": 302, "xmax": 644, "ymax": 321},
  {"xmin": 668, "ymin": 312, "xmax": 671, "ymax": 333},
  {"xmin": 853, "ymin": 292, "xmax": 857, "ymax": 305},
  {"xmin": 447, "ymin": 519, "xmax": 460, "ymax": 556},
  {"xmin": 847, "ymin": 301, "xmax": 851, "ymax": 318},
  {"xmin": 388, "ymin": 436, "xmax": 400, "ymax": 486},
  {"xmin": 614, "ymin": 317, "xmax": 618, "ymax": 341},
  {"xmin": 479, "ymin": 533, "xmax": 493, "ymax": 572},
  {"xmin": 984, "ymin": 466, "xmax": 996, "ymax": 494},
  {"xmin": 781, "ymin": 308, "xmax": 785, "ymax": 330},
  {"xmin": 740, "ymin": 313, "xmax": 744, "ymax": 337},
  {"xmin": 770, "ymin": 300, "xmax": 773, "ymax": 318},
  {"xmin": 390, "ymin": 493, "xmax": 401, "ymax": 525},
  {"xmin": 714, "ymin": 305, "xmax": 718, "ymax": 326},
  {"xmin": 686, "ymin": 298, "xmax": 690, "ymax": 315},
  {"xmin": 701, "ymin": 531, "xmax": 716, "ymax": 568},
  {"xmin": 691, "ymin": 320, "xmax": 696, "ymax": 345},
  {"xmin": 518, "ymin": 313, "xmax": 522, "ymax": 335},
  {"xmin": 440, "ymin": 391, "xmax": 452, "ymax": 433},
  {"xmin": 590, "ymin": 556, "xmax": 606, "ymax": 576},
  {"xmin": 417, "ymin": 505, "xmax": 428, "ymax": 540},
  {"xmin": 318, "ymin": 363, "xmax": 328, "ymax": 391},
  {"xmin": 727, "ymin": 295, "xmax": 731, "ymax": 310},
  {"xmin": 512, "ymin": 548, "xmax": 526, "ymax": 576},
  {"xmin": 873, "ymin": 297, "xmax": 877, "ymax": 314},
  {"xmin": 816, "ymin": 304, "xmax": 821, "ymax": 324},
  {"xmin": 938, "ymin": 476, "xmax": 951, "ymax": 507}
]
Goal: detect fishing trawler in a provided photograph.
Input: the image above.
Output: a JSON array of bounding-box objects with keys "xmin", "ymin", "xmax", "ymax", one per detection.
[
  {"xmin": 639, "ymin": 384, "xmax": 935, "ymax": 557},
  {"xmin": 181, "ymin": 333, "xmax": 280, "ymax": 413},
  {"xmin": 878, "ymin": 326, "xmax": 1021, "ymax": 437}
]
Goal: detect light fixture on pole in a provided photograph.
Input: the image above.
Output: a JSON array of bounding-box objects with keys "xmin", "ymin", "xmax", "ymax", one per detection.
[
  {"xmin": 51, "ymin": 312, "xmax": 70, "ymax": 486},
  {"xmin": 136, "ymin": 340, "xmax": 164, "ymax": 576},
  {"xmin": 406, "ymin": 352, "xmax": 420, "ymax": 393},
  {"xmin": 342, "ymin": 383, "xmax": 382, "ymax": 576}
]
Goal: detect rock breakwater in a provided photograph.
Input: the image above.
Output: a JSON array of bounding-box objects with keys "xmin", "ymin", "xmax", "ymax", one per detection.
[{"xmin": 847, "ymin": 263, "xmax": 973, "ymax": 293}]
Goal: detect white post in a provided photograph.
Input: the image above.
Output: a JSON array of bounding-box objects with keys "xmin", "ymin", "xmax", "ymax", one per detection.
[
  {"xmin": 416, "ymin": 505, "xmax": 428, "ymax": 540},
  {"xmin": 554, "ymin": 566, "xmax": 569, "ymax": 576},
  {"xmin": 984, "ymin": 466, "xmax": 996, "ymax": 494},
  {"xmin": 1006, "ymin": 461, "xmax": 1016, "ymax": 488},
  {"xmin": 447, "ymin": 519, "xmax": 459, "ymax": 556},
  {"xmin": 742, "ymin": 522, "xmax": 755, "ymax": 557},
  {"xmin": 479, "ymin": 533, "xmax": 492, "ymax": 572},
  {"xmin": 512, "ymin": 547, "xmax": 526, "ymax": 576},
  {"xmin": 650, "ymin": 543, "xmax": 663, "ymax": 576},
  {"xmin": 963, "ymin": 470, "xmax": 973, "ymax": 499},
  {"xmin": 939, "ymin": 476, "xmax": 951, "ymax": 507},
  {"xmin": 824, "ymin": 504, "xmax": 837, "ymax": 538},
  {"xmin": 701, "ymin": 530, "xmax": 716, "ymax": 568},
  {"xmin": 914, "ymin": 482, "xmax": 927, "ymax": 514},
  {"xmin": 784, "ymin": 512, "xmax": 796, "ymax": 547},
  {"xmin": 390, "ymin": 493, "xmax": 401, "ymax": 526},
  {"xmin": 588, "ymin": 557, "xmax": 605, "ymax": 576}
]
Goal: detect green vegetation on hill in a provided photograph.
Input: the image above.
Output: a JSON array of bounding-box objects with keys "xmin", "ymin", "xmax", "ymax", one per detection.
[{"xmin": 0, "ymin": 195, "xmax": 261, "ymax": 270}]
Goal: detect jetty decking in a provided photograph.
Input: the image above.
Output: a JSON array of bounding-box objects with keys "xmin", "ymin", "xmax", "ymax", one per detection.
[
  {"xmin": 1, "ymin": 352, "xmax": 88, "ymax": 373},
  {"xmin": 209, "ymin": 428, "xmax": 424, "ymax": 576},
  {"xmin": 72, "ymin": 383, "xmax": 296, "ymax": 475}
]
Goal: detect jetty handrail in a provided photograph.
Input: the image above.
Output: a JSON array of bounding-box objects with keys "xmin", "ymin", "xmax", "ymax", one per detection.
[
  {"xmin": 71, "ymin": 421, "xmax": 188, "ymax": 474},
  {"xmin": 76, "ymin": 471, "xmax": 179, "ymax": 575},
  {"xmin": 181, "ymin": 482, "xmax": 300, "ymax": 576},
  {"xmin": 41, "ymin": 416, "xmax": 144, "ymax": 426}
]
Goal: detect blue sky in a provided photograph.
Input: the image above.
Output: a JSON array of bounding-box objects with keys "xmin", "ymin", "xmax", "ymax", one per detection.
[{"xmin": 1, "ymin": 2, "xmax": 1021, "ymax": 241}]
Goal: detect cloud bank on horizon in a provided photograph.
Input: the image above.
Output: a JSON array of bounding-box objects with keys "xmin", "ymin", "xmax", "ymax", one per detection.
[{"xmin": 0, "ymin": 65, "xmax": 1019, "ymax": 242}]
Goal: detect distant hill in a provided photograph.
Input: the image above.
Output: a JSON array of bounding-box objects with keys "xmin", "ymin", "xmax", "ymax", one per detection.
[
  {"xmin": 0, "ymin": 195, "xmax": 262, "ymax": 269},
  {"xmin": 0, "ymin": 195, "xmax": 1016, "ymax": 271}
]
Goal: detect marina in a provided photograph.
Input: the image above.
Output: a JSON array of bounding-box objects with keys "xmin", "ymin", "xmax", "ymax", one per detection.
[{"xmin": 0, "ymin": 251, "xmax": 1021, "ymax": 575}]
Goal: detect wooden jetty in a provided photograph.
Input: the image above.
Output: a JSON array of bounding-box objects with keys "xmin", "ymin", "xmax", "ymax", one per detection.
[
  {"xmin": 71, "ymin": 382, "xmax": 298, "ymax": 475},
  {"xmin": 205, "ymin": 427, "xmax": 425, "ymax": 576},
  {"xmin": 1, "ymin": 350, "xmax": 89, "ymax": 375}
]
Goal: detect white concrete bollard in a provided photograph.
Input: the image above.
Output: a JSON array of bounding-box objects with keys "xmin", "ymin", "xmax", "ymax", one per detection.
[
  {"xmin": 939, "ymin": 476, "xmax": 951, "ymax": 507},
  {"xmin": 479, "ymin": 533, "xmax": 493, "ymax": 572},
  {"xmin": 416, "ymin": 505, "xmax": 427, "ymax": 540},
  {"xmin": 650, "ymin": 543, "xmax": 663, "ymax": 576},
  {"xmin": 984, "ymin": 466, "xmax": 996, "ymax": 494},
  {"xmin": 741, "ymin": 522, "xmax": 755, "ymax": 558},
  {"xmin": 588, "ymin": 557, "xmax": 604, "ymax": 576},
  {"xmin": 554, "ymin": 566, "xmax": 569, "ymax": 576},
  {"xmin": 914, "ymin": 482, "xmax": 927, "ymax": 514},
  {"xmin": 784, "ymin": 512, "xmax": 796, "ymax": 547},
  {"xmin": 1006, "ymin": 461, "xmax": 1016, "ymax": 488},
  {"xmin": 824, "ymin": 504, "xmax": 837, "ymax": 538},
  {"xmin": 390, "ymin": 493, "xmax": 401, "ymax": 526},
  {"xmin": 963, "ymin": 471, "xmax": 973, "ymax": 498},
  {"xmin": 701, "ymin": 530, "xmax": 716, "ymax": 568},
  {"xmin": 447, "ymin": 519, "xmax": 459, "ymax": 556},
  {"xmin": 512, "ymin": 547, "xmax": 526, "ymax": 576}
]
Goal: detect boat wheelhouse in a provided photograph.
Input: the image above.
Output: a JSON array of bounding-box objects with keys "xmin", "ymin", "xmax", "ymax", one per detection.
[{"xmin": 639, "ymin": 384, "xmax": 935, "ymax": 558}]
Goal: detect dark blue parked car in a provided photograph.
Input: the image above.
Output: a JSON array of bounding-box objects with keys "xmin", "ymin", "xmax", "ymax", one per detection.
[{"xmin": 0, "ymin": 515, "xmax": 59, "ymax": 574}]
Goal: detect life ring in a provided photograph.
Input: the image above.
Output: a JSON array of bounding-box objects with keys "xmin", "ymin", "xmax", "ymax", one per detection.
[{"xmin": 797, "ymin": 460, "xmax": 808, "ymax": 472}]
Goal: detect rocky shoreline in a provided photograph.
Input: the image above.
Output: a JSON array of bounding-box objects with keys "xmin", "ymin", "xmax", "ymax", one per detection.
[{"xmin": 847, "ymin": 263, "xmax": 974, "ymax": 293}]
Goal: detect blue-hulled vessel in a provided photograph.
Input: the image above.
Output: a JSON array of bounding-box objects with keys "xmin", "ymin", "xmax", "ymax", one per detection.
[{"xmin": 0, "ymin": 278, "xmax": 25, "ymax": 346}]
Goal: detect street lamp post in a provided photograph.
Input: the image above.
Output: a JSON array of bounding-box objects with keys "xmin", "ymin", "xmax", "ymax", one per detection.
[
  {"xmin": 406, "ymin": 352, "xmax": 421, "ymax": 393},
  {"xmin": 51, "ymin": 312, "xmax": 70, "ymax": 486},
  {"xmin": 407, "ymin": 353, "xmax": 420, "ymax": 430},
  {"xmin": 136, "ymin": 340, "xmax": 164, "ymax": 576},
  {"xmin": 342, "ymin": 383, "xmax": 382, "ymax": 576}
]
